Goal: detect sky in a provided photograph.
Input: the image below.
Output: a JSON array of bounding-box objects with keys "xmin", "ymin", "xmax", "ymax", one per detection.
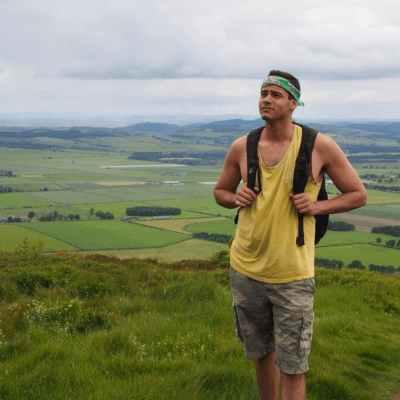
[{"xmin": 0, "ymin": 0, "xmax": 399, "ymax": 124}]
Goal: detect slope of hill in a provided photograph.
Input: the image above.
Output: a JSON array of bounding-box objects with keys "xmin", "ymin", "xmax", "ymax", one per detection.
[{"xmin": 0, "ymin": 249, "xmax": 399, "ymax": 399}]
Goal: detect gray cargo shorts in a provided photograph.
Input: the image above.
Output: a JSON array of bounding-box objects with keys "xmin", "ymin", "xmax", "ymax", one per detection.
[{"xmin": 229, "ymin": 267, "xmax": 314, "ymax": 375}]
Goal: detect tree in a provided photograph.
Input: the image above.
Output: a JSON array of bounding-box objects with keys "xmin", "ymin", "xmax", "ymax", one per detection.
[
  {"xmin": 328, "ymin": 220, "xmax": 355, "ymax": 231},
  {"xmin": 348, "ymin": 260, "xmax": 365, "ymax": 270},
  {"xmin": 376, "ymin": 237, "xmax": 381, "ymax": 246},
  {"xmin": 386, "ymin": 240, "xmax": 396, "ymax": 248},
  {"xmin": 28, "ymin": 211, "xmax": 36, "ymax": 219},
  {"xmin": 89, "ymin": 208, "xmax": 94, "ymax": 216}
]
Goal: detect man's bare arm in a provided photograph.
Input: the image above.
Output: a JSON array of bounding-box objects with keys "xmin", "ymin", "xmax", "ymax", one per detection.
[{"xmin": 290, "ymin": 134, "xmax": 367, "ymax": 215}]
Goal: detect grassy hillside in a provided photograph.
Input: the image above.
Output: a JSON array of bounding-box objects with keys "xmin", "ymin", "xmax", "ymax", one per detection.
[{"xmin": 0, "ymin": 248, "xmax": 399, "ymax": 400}]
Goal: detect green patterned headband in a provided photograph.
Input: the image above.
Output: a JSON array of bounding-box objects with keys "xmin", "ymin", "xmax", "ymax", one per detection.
[{"xmin": 261, "ymin": 75, "xmax": 304, "ymax": 106}]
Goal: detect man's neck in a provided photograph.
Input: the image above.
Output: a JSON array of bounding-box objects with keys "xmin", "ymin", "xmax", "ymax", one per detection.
[{"xmin": 262, "ymin": 119, "xmax": 295, "ymax": 143}]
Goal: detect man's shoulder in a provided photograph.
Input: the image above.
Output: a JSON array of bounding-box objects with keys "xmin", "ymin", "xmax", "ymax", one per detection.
[
  {"xmin": 313, "ymin": 132, "xmax": 337, "ymax": 151},
  {"xmin": 230, "ymin": 134, "xmax": 248, "ymax": 151}
]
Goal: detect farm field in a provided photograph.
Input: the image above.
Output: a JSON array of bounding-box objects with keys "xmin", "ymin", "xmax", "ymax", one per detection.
[
  {"xmin": 84, "ymin": 238, "xmax": 229, "ymax": 261},
  {"xmin": 347, "ymin": 202, "xmax": 400, "ymax": 221},
  {"xmin": 315, "ymin": 243, "xmax": 400, "ymax": 266},
  {"xmin": 137, "ymin": 217, "xmax": 228, "ymax": 234},
  {"xmin": 185, "ymin": 218, "xmax": 236, "ymax": 236},
  {"xmin": 0, "ymin": 224, "xmax": 77, "ymax": 252},
  {"xmin": 0, "ymin": 193, "xmax": 53, "ymax": 209},
  {"xmin": 16, "ymin": 220, "xmax": 190, "ymax": 251}
]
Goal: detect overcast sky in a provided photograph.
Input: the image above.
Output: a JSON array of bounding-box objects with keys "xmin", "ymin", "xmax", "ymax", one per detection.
[{"xmin": 0, "ymin": 0, "xmax": 399, "ymax": 123}]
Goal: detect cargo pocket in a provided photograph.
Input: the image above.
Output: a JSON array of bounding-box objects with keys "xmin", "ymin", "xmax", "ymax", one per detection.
[
  {"xmin": 232, "ymin": 302, "xmax": 244, "ymax": 343},
  {"xmin": 298, "ymin": 312, "xmax": 313, "ymax": 358}
]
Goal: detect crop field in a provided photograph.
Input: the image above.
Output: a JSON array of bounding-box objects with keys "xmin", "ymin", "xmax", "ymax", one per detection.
[
  {"xmin": 316, "ymin": 244, "xmax": 400, "ymax": 266},
  {"xmin": 185, "ymin": 218, "xmax": 236, "ymax": 236},
  {"xmin": 86, "ymin": 238, "xmax": 229, "ymax": 261},
  {"xmin": 0, "ymin": 224, "xmax": 77, "ymax": 252},
  {"xmin": 16, "ymin": 220, "xmax": 190, "ymax": 251},
  {"xmin": 29, "ymin": 183, "xmax": 215, "ymax": 204},
  {"xmin": 137, "ymin": 217, "xmax": 228, "ymax": 234},
  {"xmin": 348, "ymin": 202, "xmax": 400, "ymax": 220},
  {"xmin": 364, "ymin": 189, "xmax": 400, "ymax": 204},
  {"xmin": 0, "ymin": 193, "xmax": 53, "ymax": 209}
]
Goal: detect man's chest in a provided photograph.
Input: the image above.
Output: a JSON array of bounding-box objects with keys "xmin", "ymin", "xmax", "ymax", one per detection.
[{"xmin": 257, "ymin": 142, "xmax": 291, "ymax": 167}]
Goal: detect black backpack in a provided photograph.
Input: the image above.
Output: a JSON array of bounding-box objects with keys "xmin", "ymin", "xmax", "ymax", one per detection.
[{"xmin": 234, "ymin": 123, "xmax": 329, "ymax": 246}]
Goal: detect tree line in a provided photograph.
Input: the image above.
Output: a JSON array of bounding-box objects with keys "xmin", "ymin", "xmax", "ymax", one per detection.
[
  {"xmin": 372, "ymin": 226, "xmax": 400, "ymax": 237},
  {"xmin": 315, "ymin": 258, "xmax": 399, "ymax": 274},
  {"xmin": 363, "ymin": 183, "xmax": 400, "ymax": 194},
  {"xmin": 327, "ymin": 221, "xmax": 355, "ymax": 231},
  {"xmin": 126, "ymin": 206, "xmax": 181, "ymax": 217},
  {"xmin": 192, "ymin": 232, "xmax": 232, "ymax": 244}
]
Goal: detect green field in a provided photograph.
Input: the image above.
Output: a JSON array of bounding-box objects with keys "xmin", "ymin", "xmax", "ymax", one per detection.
[
  {"xmin": 0, "ymin": 193, "xmax": 53, "ymax": 209},
  {"xmin": 0, "ymin": 224, "xmax": 77, "ymax": 252},
  {"xmin": 17, "ymin": 220, "xmax": 190, "ymax": 251},
  {"xmin": 348, "ymin": 202, "xmax": 400, "ymax": 220},
  {"xmin": 316, "ymin": 243, "xmax": 400, "ymax": 266},
  {"xmin": 185, "ymin": 218, "xmax": 236, "ymax": 236}
]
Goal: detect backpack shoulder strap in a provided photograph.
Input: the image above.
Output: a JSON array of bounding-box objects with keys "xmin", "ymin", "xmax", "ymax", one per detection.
[
  {"xmin": 293, "ymin": 124, "xmax": 318, "ymax": 246},
  {"xmin": 246, "ymin": 127, "xmax": 264, "ymax": 190},
  {"xmin": 292, "ymin": 124, "xmax": 318, "ymax": 194},
  {"xmin": 234, "ymin": 127, "xmax": 263, "ymax": 225}
]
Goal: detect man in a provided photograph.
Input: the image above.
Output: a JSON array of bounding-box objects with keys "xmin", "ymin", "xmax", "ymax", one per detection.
[{"xmin": 213, "ymin": 70, "xmax": 367, "ymax": 400}]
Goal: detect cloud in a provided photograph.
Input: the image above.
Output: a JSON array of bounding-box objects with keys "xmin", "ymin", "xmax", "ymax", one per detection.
[
  {"xmin": 1, "ymin": 0, "xmax": 399, "ymax": 82},
  {"xmin": 0, "ymin": 0, "xmax": 399, "ymax": 120}
]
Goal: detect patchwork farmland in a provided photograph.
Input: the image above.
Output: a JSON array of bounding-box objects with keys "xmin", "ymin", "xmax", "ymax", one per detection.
[{"xmin": 0, "ymin": 120, "xmax": 400, "ymax": 269}]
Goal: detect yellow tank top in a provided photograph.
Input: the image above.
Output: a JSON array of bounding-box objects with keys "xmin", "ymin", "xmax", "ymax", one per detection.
[{"xmin": 230, "ymin": 125, "xmax": 321, "ymax": 283}]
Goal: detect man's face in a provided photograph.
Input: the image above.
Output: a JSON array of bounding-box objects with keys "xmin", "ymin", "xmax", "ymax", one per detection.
[{"xmin": 259, "ymin": 84, "xmax": 297, "ymax": 122}]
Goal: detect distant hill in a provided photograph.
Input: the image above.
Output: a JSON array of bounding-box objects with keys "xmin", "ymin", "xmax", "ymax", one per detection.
[
  {"xmin": 341, "ymin": 122, "xmax": 400, "ymax": 134},
  {"xmin": 122, "ymin": 122, "xmax": 181, "ymax": 133},
  {"xmin": 0, "ymin": 119, "xmax": 399, "ymax": 155}
]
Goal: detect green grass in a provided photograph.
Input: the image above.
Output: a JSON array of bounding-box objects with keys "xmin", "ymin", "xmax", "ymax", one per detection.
[
  {"xmin": 0, "ymin": 224, "xmax": 77, "ymax": 252},
  {"xmin": 0, "ymin": 252, "xmax": 399, "ymax": 399},
  {"xmin": 0, "ymin": 193, "xmax": 53, "ymax": 209},
  {"xmin": 17, "ymin": 220, "xmax": 190, "ymax": 251}
]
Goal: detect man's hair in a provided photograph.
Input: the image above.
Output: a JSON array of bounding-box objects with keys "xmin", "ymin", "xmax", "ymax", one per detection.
[{"xmin": 268, "ymin": 70, "xmax": 301, "ymax": 100}]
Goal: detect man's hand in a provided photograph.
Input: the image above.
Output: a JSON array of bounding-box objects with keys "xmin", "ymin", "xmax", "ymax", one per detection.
[
  {"xmin": 235, "ymin": 186, "xmax": 260, "ymax": 207},
  {"xmin": 289, "ymin": 192, "xmax": 317, "ymax": 215}
]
